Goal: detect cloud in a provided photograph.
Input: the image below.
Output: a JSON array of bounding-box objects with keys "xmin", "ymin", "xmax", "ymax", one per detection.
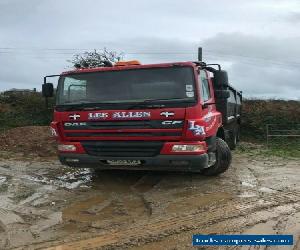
[
  {"xmin": 201, "ymin": 32, "xmax": 300, "ymax": 99},
  {"xmin": 0, "ymin": 0, "xmax": 299, "ymax": 100},
  {"xmin": 202, "ymin": 32, "xmax": 300, "ymax": 63},
  {"xmin": 285, "ymin": 12, "xmax": 300, "ymax": 23}
]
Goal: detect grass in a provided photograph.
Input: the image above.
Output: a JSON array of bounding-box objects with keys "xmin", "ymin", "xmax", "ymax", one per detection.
[{"xmin": 237, "ymin": 138, "xmax": 300, "ymax": 159}]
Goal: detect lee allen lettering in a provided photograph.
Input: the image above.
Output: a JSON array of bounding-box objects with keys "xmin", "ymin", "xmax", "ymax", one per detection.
[
  {"xmin": 113, "ymin": 112, "xmax": 151, "ymax": 119},
  {"xmin": 88, "ymin": 112, "xmax": 151, "ymax": 120},
  {"xmin": 88, "ymin": 112, "xmax": 109, "ymax": 120}
]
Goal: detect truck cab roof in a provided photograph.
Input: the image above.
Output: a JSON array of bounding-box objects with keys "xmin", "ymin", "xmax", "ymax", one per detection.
[{"xmin": 61, "ymin": 61, "xmax": 197, "ymax": 76}]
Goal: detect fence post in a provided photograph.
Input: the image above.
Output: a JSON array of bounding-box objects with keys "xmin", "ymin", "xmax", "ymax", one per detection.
[{"xmin": 266, "ymin": 124, "xmax": 269, "ymax": 148}]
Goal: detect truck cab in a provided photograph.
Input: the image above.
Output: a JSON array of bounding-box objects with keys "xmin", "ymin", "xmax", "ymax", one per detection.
[{"xmin": 43, "ymin": 59, "xmax": 242, "ymax": 175}]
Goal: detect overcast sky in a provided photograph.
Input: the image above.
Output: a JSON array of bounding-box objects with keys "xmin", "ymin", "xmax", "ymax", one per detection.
[{"xmin": 0, "ymin": 0, "xmax": 299, "ymax": 99}]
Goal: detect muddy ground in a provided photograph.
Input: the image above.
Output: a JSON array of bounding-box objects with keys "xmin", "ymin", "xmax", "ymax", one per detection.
[{"xmin": 0, "ymin": 146, "xmax": 299, "ymax": 250}]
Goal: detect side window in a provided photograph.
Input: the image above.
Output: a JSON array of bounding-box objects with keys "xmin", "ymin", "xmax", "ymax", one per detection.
[
  {"xmin": 228, "ymin": 90, "xmax": 236, "ymax": 103},
  {"xmin": 199, "ymin": 70, "xmax": 211, "ymax": 102},
  {"xmin": 237, "ymin": 95, "xmax": 242, "ymax": 105}
]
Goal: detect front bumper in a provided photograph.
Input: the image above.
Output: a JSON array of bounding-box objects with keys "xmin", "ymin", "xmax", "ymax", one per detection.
[{"xmin": 59, "ymin": 153, "xmax": 209, "ymax": 172}]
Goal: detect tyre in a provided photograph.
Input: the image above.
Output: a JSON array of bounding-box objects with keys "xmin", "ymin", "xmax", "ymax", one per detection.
[
  {"xmin": 202, "ymin": 137, "xmax": 232, "ymax": 176},
  {"xmin": 227, "ymin": 129, "xmax": 237, "ymax": 150}
]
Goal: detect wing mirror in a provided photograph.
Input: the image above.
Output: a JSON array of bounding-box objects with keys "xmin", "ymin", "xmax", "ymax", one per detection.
[
  {"xmin": 213, "ymin": 70, "xmax": 229, "ymax": 86},
  {"xmin": 42, "ymin": 82, "xmax": 54, "ymax": 98},
  {"xmin": 215, "ymin": 90, "xmax": 230, "ymax": 99}
]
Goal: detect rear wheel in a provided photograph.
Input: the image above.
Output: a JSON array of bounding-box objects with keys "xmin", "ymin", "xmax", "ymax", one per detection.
[{"xmin": 202, "ymin": 137, "xmax": 232, "ymax": 176}]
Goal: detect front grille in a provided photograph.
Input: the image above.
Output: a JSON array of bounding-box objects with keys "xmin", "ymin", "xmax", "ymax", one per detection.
[
  {"xmin": 64, "ymin": 120, "xmax": 184, "ymax": 130},
  {"xmin": 65, "ymin": 132, "xmax": 181, "ymax": 137},
  {"xmin": 63, "ymin": 120, "xmax": 184, "ymax": 139},
  {"xmin": 81, "ymin": 141, "xmax": 164, "ymax": 157}
]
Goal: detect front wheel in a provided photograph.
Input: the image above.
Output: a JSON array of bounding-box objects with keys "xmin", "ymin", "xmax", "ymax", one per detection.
[{"xmin": 202, "ymin": 137, "xmax": 232, "ymax": 176}]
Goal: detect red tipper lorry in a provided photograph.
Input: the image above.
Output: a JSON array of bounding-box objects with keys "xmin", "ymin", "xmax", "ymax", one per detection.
[{"xmin": 42, "ymin": 49, "xmax": 242, "ymax": 175}]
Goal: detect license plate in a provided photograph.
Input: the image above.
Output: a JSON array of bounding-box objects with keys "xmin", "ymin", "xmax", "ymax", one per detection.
[{"xmin": 106, "ymin": 160, "xmax": 141, "ymax": 166}]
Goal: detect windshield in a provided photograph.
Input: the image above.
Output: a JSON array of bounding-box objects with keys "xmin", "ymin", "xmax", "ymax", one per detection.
[{"xmin": 56, "ymin": 66, "xmax": 196, "ymax": 107}]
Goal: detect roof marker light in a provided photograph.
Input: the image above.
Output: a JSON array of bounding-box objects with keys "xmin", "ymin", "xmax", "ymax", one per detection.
[{"xmin": 115, "ymin": 60, "xmax": 141, "ymax": 66}]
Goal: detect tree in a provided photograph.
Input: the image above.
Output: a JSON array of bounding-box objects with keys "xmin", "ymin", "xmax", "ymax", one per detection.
[{"xmin": 69, "ymin": 48, "xmax": 123, "ymax": 69}]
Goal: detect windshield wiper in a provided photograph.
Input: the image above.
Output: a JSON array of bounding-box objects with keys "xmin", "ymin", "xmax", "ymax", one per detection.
[{"xmin": 56, "ymin": 101, "xmax": 117, "ymax": 111}]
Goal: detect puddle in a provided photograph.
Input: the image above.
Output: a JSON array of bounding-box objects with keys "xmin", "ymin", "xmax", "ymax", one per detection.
[
  {"xmin": 62, "ymin": 195, "xmax": 111, "ymax": 223},
  {"xmin": 0, "ymin": 176, "xmax": 7, "ymax": 184},
  {"xmin": 62, "ymin": 194, "xmax": 133, "ymax": 230},
  {"xmin": 173, "ymin": 189, "xmax": 196, "ymax": 198},
  {"xmin": 30, "ymin": 212, "xmax": 62, "ymax": 234},
  {"xmin": 241, "ymin": 181, "xmax": 256, "ymax": 188},
  {"xmin": 57, "ymin": 169, "xmax": 91, "ymax": 181},
  {"xmin": 259, "ymin": 187, "xmax": 277, "ymax": 193},
  {"xmin": 22, "ymin": 169, "xmax": 93, "ymax": 189},
  {"xmin": 237, "ymin": 191, "xmax": 257, "ymax": 198},
  {"xmin": 62, "ymin": 192, "xmax": 150, "ymax": 229},
  {"xmin": 92, "ymin": 170, "xmax": 147, "ymax": 193},
  {"xmin": 132, "ymin": 173, "xmax": 164, "ymax": 193},
  {"xmin": 166, "ymin": 192, "xmax": 232, "ymax": 214},
  {"xmin": 243, "ymin": 220, "xmax": 276, "ymax": 234}
]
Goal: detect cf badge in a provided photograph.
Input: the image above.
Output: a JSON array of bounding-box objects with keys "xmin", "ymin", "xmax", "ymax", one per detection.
[{"xmin": 161, "ymin": 121, "xmax": 183, "ymax": 125}]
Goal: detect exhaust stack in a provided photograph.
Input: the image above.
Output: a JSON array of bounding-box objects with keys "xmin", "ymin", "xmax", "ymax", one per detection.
[{"xmin": 198, "ymin": 47, "xmax": 202, "ymax": 61}]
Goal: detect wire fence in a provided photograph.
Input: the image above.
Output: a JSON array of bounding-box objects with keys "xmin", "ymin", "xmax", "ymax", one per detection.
[{"xmin": 266, "ymin": 124, "xmax": 300, "ymax": 146}]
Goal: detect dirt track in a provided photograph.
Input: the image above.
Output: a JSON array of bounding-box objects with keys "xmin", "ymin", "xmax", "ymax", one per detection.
[{"xmin": 0, "ymin": 148, "xmax": 300, "ymax": 250}]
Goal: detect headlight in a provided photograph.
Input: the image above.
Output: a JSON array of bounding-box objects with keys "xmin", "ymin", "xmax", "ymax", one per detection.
[
  {"xmin": 172, "ymin": 144, "xmax": 205, "ymax": 152},
  {"xmin": 58, "ymin": 144, "xmax": 77, "ymax": 152}
]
